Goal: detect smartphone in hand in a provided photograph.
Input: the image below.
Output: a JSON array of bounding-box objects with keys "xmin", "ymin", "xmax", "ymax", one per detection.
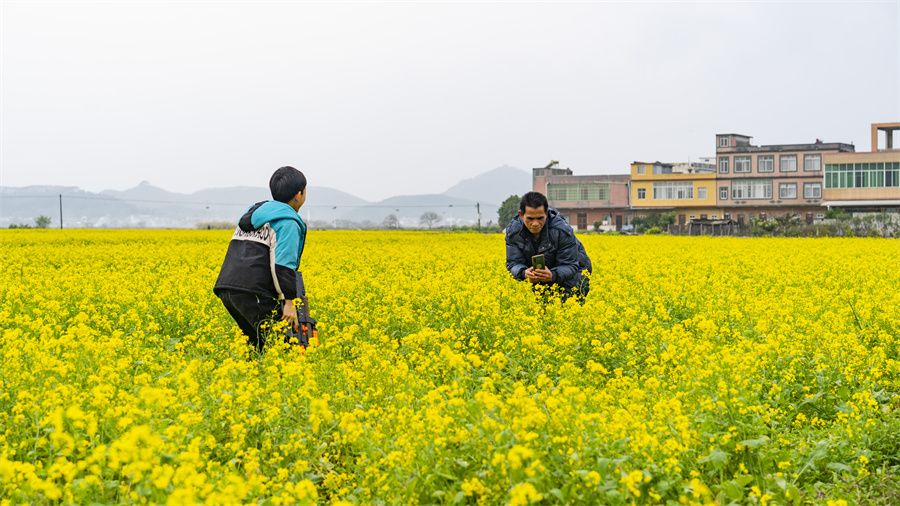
[{"xmin": 532, "ymin": 254, "xmax": 545, "ymax": 270}]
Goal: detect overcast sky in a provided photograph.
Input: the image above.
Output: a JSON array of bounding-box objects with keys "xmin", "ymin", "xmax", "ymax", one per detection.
[{"xmin": 1, "ymin": 1, "xmax": 898, "ymax": 201}]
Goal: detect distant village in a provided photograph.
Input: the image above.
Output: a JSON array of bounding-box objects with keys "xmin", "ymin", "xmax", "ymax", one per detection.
[{"xmin": 536, "ymin": 122, "xmax": 899, "ymax": 236}]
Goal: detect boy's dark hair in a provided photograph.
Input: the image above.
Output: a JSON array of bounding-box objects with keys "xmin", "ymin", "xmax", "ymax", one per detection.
[
  {"xmin": 269, "ymin": 166, "xmax": 307, "ymax": 203},
  {"xmin": 519, "ymin": 191, "xmax": 549, "ymax": 213}
]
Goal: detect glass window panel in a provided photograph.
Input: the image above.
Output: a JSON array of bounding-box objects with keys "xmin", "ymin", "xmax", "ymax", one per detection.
[
  {"xmin": 719, "ymin": 157, "xmax": 729, "ymax": 173},
  {"xmin": 804, "ymin": 154, "xmax": 821, "ymax": 171},
  {"xmin": 780, "ymin": 155, "xmax": 797, "ymax": 172}
]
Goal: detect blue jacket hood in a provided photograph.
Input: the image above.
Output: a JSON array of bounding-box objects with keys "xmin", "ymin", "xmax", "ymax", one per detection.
[
  {"xmin": 237, "ymin": 200, "xmax": 307, "ymax": 271},
  {"xmin": 250, "ymin": 201, "xmax": 303, "ymax": 229}
]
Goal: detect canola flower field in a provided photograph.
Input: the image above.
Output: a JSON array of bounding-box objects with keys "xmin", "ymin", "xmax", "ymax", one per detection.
[{"xmin": 0, "ymin": 230, "xmax": 898, "ymax": 505}]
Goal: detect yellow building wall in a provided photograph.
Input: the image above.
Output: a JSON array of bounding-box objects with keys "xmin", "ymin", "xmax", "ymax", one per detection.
[{"xmin": 631, "ymin": 163, "xmax": 722, "ymax": 209}]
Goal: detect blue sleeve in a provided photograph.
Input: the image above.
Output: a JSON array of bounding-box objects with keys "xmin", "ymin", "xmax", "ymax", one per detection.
[{"xmin": 273, "ymin": 220, "xmax": 301, "ymax": 270}]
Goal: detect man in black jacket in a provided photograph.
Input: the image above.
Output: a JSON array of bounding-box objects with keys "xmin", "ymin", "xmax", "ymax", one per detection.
[{"xmin": 505, "ymin": 192, "xmax": 592, "ymax": 302}]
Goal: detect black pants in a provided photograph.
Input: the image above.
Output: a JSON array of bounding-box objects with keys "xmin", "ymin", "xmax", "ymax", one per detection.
[{"xmin": 217, "ymin": 290, "xmax": 280, "ymax": 352}]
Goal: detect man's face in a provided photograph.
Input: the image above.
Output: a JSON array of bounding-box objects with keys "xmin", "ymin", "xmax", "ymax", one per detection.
[{"xmin": 519, "ymin": 206, "xmax": 547, "ymax": 236}]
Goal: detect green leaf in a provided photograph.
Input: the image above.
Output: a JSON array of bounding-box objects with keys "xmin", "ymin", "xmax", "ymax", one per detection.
[
  {"xmin": 722, "ymin": 480, "xmax": 744, "ymax": 501},
  {"xmin": 700, "ymin": 448, "xmax": 729, "ymax": 469},
  {"xmin": 739, "ymin": 436, "xmax": 768, "ymax": 449},
  {"xmin": 436, "ymin": 471, "xmax": 456, "ymax": 481},
  {"xmin": 735, "ymin": 475, "xmax": 754, "ymax": 487},
  {"xmin": 826, "ymin": 462, "xmax": 852, "ymax": 473},
  {"xmin": 785, "ymin": 484, "xmax": 801, "ymax": 502}
]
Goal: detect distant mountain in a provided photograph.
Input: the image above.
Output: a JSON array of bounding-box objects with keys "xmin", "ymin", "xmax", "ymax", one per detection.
[
  {"xmin": 0, "ymin": 165, "xmax": 526, "ymax": 228},
  {"xmin": 443, "ymin": 165, "xmax": 531, "ymax": 205},
  {"xmin": 302, "ymin": 187, "xmax": 370, "ymax": 209},
  {"xmin": 101, "ymin": 180, "xmax": 189, "ymax": 202},
  {"xmin": 0, "ymin": 183, "xmax": 370, "ymax": 228},
  {"xmin": 339, "ymin": 194, "xmax": 499, "ymax": 227},
  {"xmin": 0, "ymin": 185, "xmax": 139, "ymax": 228}
]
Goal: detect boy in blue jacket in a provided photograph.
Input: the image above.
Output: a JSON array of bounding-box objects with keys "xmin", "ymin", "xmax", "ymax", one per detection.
[{"xmin": 214, "ymin": 166, "xmax": 312, "ymax": 352}]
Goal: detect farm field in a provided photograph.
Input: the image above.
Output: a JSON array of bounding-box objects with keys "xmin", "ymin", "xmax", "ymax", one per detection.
[{"xmin": 0, "ymin": 230, "xmax": 898, "ymax": 505}]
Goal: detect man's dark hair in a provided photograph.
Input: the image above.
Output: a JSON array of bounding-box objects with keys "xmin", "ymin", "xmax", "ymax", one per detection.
[
  {"xmin": 519, "ymin": 191, "xmax": 549, "ymax": 213},
  {"xmin": 270, "ymin": 166, "xmax": 307, "ymax": 203}
]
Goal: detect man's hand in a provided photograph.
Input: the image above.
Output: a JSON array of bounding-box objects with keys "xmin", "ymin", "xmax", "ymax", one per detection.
[
  {"xmin": 282, "ymin": 299, "xmax": 299, "ymax": 330},
  {"xmin": 525, "ymin": 267, "xmax": 553, "ymax": 284}
]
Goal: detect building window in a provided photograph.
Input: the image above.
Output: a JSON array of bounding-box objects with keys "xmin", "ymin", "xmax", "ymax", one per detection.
[
  {"xmin": 758, "ymin": 155, "xmax": 774, "ymax": 173},
  {"xmin": 780, "ymin": 155, "xmax": 797, "ymax": 172},
  {"xmin": 719, "ymin": 157, "xmax": 729, "ymax": 174},
  {"xmin": 698, "ymin": 187, "xmax": 708, "ymax": 199},
  {"xmin": 719, "ymin": 187, "xmax": 729, "ymax": 200},
  {"xmin": 652, "ymin": 182, "xmax": 694, "ymax": 200},
  {"xmin": 637, "ymin": 188, "xmax": 646, "ymax": 199},
  {"xmin": 731, "ymin": 179, "xmax": 773, "ymax": 200},
  {"xmin": 547, "ymin": 183, "xmax": 610, "ymax": 201},
  {"xmin": 825, "ymin": 162, "xmax": 900, "ymax": 188},
  {"xmin": 718, "ymin": 136, "xmax": 729, "ymax": 148},
  {"xmin": 803, "ymin": 154, "xmax": 821, "ymax": 172},
  {"xmin": 804, "ymin": 182, "xmax": 822, "ymax": 199},
  {"xmin": 636, "ymin": 165, "xmax": 646, "ymax": 175},
  {"xmin": 734, "ymin": 156, "xmax": 751, "ymax": 173},
  {"xmin": 779, "ymin": 183, "xmax": 797, "ymax": 199}
]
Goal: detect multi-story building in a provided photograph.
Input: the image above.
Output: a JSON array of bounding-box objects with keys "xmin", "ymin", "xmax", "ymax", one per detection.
[
  {"xmin": 532, "ymin": 161, "xmax": 631, "ymax": 231},
  {"xmin": 715, "ymin": 133, "xmax": 854, "ymax": 224},
  {"xmin": 630, "ymin": 161, "xmax": 719, "ymax": 227},
  {"xmin": 823, "ymin": 123, "xmax": 900, "ymax": 212}
]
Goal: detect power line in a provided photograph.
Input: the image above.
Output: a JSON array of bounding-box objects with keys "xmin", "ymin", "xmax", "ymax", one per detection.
[{"xmin": 0, "ymin": 193, "xmax": 484, "ymax": 209}]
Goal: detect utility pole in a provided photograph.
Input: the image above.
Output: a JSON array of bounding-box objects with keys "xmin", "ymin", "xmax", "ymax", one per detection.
[
  {"xmin": 476, "ymin": 202, "xmax": 481, "ymax": 228},
  {"xmin": 59, "ymin": 194, "xmax": 63, "ymax": 229}
]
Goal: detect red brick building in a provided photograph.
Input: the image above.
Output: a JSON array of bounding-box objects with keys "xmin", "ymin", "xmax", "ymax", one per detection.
[
  {"xmin": 532, "ymin": 161, "xmax": 631, "ymax": 231},
  {"xmin": 715, "ymin": 134, "xmax": 854, "ymax": 224}
]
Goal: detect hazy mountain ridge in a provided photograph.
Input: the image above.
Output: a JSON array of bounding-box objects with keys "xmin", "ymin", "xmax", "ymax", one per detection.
[
  {"xmin": 443, "ymin": 165, "xmax": 531, "ymax": 204},
  {"xmin": 0, "ymin": 165, "xmax": 528, "ymax": 228},
  {"xmin": 337, "ymin": 194, "xmax": 499, "ymax": 228}
]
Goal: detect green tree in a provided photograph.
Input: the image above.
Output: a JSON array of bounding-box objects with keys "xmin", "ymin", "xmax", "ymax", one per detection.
[
  {"xmin": 34, "ymin": 215, "xmax": 52, "ymax": 228},
  {"xmin": 497, "ymin": 195, "xmax": 520, "ymax": 230},
  {"xmin": 632, "ymin": 212, "xmax": 675, "ymax": 233}
]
